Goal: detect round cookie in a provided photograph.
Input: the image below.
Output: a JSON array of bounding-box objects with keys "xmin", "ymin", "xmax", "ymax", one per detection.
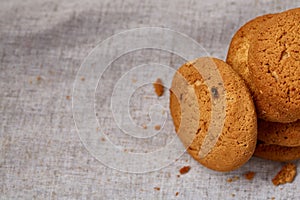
[
  {"xmin": 226, "ymin": 13, "xmax": 275, "ymax": 93},
  {"xmin": 170, "ymin": 57, "xmax": 257, "ymax": 172},
  {"xmin": 254, "ymin": 142, "xmax": 300, "ymax": 162},
  {"xmin": 257, "ymin": 119, "xmax": 300, "ymax": 147},
  {"xmin": 248, "ymin": 8, "xmax": 300, "ymax": 122}
]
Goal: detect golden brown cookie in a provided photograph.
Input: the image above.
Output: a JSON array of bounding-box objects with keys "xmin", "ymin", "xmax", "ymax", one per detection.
[
  {"xmin": 254, "ymin": 142, "xmax": 300, "ymax": 162},
  {"xmin": 248, "ymin": 8, "xmax": 300, "ymax": 122},
  {"xmin": 170, "ymin": 57, "xmax": 257, "ymax": 172},
  {"xmin": 226, "ymin": 14, "xmax": 275, "ymax": 93},
  {"xmin": 257, "ymin": 119, "xmax": 300, "ymax": 147}
]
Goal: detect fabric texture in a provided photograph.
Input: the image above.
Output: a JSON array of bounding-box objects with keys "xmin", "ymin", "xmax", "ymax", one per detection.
[{"xmin": 1, "ymin": 0, "xmax": 299, "ymax": 199}]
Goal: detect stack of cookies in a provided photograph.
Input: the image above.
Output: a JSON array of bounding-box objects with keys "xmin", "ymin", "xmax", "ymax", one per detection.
[
  {"xmin": 170, "ymin": 8, "xmax": 299, "ymax": 172},
  {"xmin": 226, "ymin": 8, "xmax": 300, "ymax": 162}
]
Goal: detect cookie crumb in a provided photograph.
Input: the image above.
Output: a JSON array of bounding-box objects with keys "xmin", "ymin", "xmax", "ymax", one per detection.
[
  {"xmin": 66, "ymin": 95, "xmax": 71, "ymax": 100},
  {"xmin": 36, "ymin": 76, "xmax": 42, "ymax": 81},
  {"xmin": 154, "ymin": 125, "xmax": 161, "ymax": 130},
  {"xmin": 227, "ymin": 178, "xmax": 232, "ymax": 183},
  {"xmin": 272, "ymin": 163, "xmax": 297, "ymax": 186},
  {"xmin": 154, "ymin": 187, "xmax": 160, "ymax": 191},
  {"xmin": 244, "ymin": 171, "xmax": 256, "ymax": 180},
  {"xmin": 132, "ymin": 78, "xmax": 137, "ymax": 83},
  {"xmin": 81, "ymin": 77, "xmax": 85, "ymax": 81},
  {"xmin": 153, "ymin": 78, "xmax": 164, "ymax": 96},
  {"xmin": 231, "ymin": 193, "xmax": 235, "ymax": 197},
  {"xmin": 142, "ymin": 124, "xmax": 147, "ymax": 129},
  {"xmin": 179, "ymin": 166, "xmax": 191, "ymax": 174},
  {"xmin": 271, "ymin": 197, "xmax": 275, "ymax": 200},
  {"xmin": 227, "ymin": 176, "xmax": 239, "ymax": 183},
  {"xmin": 175, "ymin": 192, "xmax": 179, "ymax": 196}
]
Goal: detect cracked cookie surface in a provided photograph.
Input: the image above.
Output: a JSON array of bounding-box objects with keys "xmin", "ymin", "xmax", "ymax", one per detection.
[
  {"xmin": 226, "ymin": 14, "xmax": 274, "ymax": 93},
  {"xmin": 248, "ymin": 8, "xmax": 300, "ymax": 122}
]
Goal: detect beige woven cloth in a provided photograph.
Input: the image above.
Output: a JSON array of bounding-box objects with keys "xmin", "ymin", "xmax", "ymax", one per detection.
[{"xmin": 1, "ymin": 0, "xmax": 299, "ymax": 199}]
